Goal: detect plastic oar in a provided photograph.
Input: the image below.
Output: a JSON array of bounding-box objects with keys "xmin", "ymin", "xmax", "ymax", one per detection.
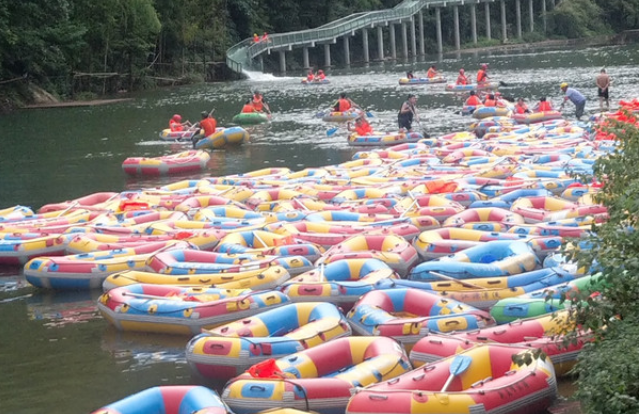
[
  {"xmin": 326, "ymin": 126, "xmax": 341, "ymax": 137},
  {"xmin": 441, "ymin": 354, "xmax": 473, "ymax": 392}
]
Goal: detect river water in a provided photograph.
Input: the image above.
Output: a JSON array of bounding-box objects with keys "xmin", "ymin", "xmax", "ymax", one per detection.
[{"xmin": 0, "ymin": 44, "xmax": 636, "ymax": 413}]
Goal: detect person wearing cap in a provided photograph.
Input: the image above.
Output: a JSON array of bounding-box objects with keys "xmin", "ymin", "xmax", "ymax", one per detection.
[
  {"xmin": 398, "ymin": 94, "xmax": 419, "ymax": 132},
  {"xmin": 477, "ymin": 64, "xmax": 489, "ymax": 85},
  {"xmin": 426, "ymin": 65, "xmax": 438, "ymax": 79},
  {"xmin": 456, "ymin": 69, "xmax": 468, "ymax": 85},
  {"xmin": 465, "ymin": 91, "xmax": 482, "ymax": 106},
  {"xmin": 169, "ymin": 114, "xmax": 191, "ymax": 132},
  {"xmin": 559, "ymin": 82, "xmax": 587, "ymax": 120},
  {"xmin": 595, "ymin": 68, "xmax": 611, "ymax": 111},
  {"xmin": 347, "ymin": 115, "xmax": 373, "ymax": 136},
  {"xmin": 253, "ymin": 33, "xmax": 260, "ymax": 43}
]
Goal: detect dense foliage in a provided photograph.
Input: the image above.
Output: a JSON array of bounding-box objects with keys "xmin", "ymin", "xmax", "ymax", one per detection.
[
  {"xmin": 0, "ymin": 0, "xmax": 638, "ymax": 100},
  {"xmin": 561, "ymin": 116, "xmax": 639, "ymax": 413}
]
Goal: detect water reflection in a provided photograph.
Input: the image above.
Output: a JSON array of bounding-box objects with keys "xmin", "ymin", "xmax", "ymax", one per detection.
[{"xmin": 26, "ymin": 290, "xmax": 102, "ymax": 328}]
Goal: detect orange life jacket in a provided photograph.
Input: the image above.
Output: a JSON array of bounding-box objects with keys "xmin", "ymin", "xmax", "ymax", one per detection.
[
  {"xmin": 477, "ymin": 69, "xmax": 487, "ymax": 83},
  {"xmin": 169, "ymin": 119, "xmax": 183, "ymax": 132},
  {"xmin": 355, "ymin": 122, "xmax": 373, "ymax": 136},
  {"xmin": 337, "ymin": 98, "xmax": 351, "ymax": 112},
  {"xmin": 516, "ymin": 103, "xmax": 528, "ymax": 114},
  {"xmin": 456, "ymin": 75, "xmax": 468, "ymax": 85},
  {"xmin": 242, "ymin": 104, "xmax": 255, "ymax": 113},
  {"xmin": 465, "ymin": 95, "xmax": 482, "ymax": 106},
  {"xmin": 200, "ymin": 117, "xmax": 217, "ymax": 137},
  {"xmin": 307, "ymin": 74, "xmax": 314, "ymax": 81},
  {"xmin": 252, "ymin": 96, "xmax": 264, "ymax": 111},
  {"xmin": 427, "ymin": 69, "xmax": 437, "ymax": 79},
  {"xmin": 537, "ymin": 101, "xmax": 552, "ymax": 112},
  {"xmin": 484, "ymin": 98, "xmax": 496, "ymax": 107},
  {"xmin": 318, "ymin": 73, "xmax": 326, "ymax": 80},
  {"xmin": 253, "ymin": 35, "xmax": 259, "ymax": 43}
]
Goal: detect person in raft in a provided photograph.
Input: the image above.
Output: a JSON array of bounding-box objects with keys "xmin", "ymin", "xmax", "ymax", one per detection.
[
  {"xmin": 317, "ymin": 69, "xmax": 326, "ymax": 80},
  {"xmin": 465, "ymin": 90, "xmax": 482, "ymax": 106},
  {"xmin": 347, "ymin": 115, "xmax": 373, "ymax": 136},
  {"xmin": 533, "ymin": 96, "xmax": 554, "ymax": 112},
  {"xmin": 252, "ymin": 91, "xmax": 271, "ymax": 114},
  {"xmin": 169, "ymin": 114, "xmax": 191, "ymax": 132},
  {"xmin": 426, "ymin": 65, "xmax": 439, "ymax": 79},
  {"xmin": 241, "ymin": 100, "xmax": 256, "ymax": 113},
  {"xmin": 406, "ymin": 71, "xmax": 415, "ymax": 79},
  {"xmin": 477, "ymin": 63, "xmax": 489, "ymax": 85},
  {"xmin": 559, "ymin": 82, "xmax": 587, "ymax": 120},
  {"xmin": 596, "ymin": 68, "xmax": 611, "ymax": 111},
  {"xmin": 398, "ymin": 94, "xmax": 419, "ymax": 132},
  {"xmin": 192, "ymin": 110, "xmax": 217, "ymax": 147},
  {"xmin": 483, "ymin": 93, "xmax": 497, "ymax": 107},
  {"xmin": 515, "ymin": 97, "xmax": 531, "ymax": 114},
  {"xmin": 333, "ymin": 93, "xmax": 360, "ymax": 113},
  {"xmin": 306, "ymin": 70, "xmax": 315, "ymax": 82},
  {"xmin": 456, "ymin": 69, "xmax": 468, "ymax": 85}
]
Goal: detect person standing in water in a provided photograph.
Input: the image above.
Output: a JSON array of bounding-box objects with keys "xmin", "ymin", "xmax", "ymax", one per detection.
[
  {"xmin": 559, "ymin": 82, "xmax": 587, "ymax": 120},
  {"xmin": 595, "ymin": 68, "xmax": 611, "ymax": 111},
  {"xmin": 398, "ymin": 94, "xmax": 419, "ymax": 132}
]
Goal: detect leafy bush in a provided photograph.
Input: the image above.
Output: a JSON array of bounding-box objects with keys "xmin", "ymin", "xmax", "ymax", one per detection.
[
  {"xmin": 548, "ymin": 0, "xmax": 610, "ymax": 38},
  {"xmin": 565, "ymin": 116, "xmax": 639, "ymax": 413}
]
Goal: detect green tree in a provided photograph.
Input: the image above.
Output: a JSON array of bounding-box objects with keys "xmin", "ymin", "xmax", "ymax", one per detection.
[{"xmin": 547, "ymin": 0, "xmax": 610, "ymax": 38}]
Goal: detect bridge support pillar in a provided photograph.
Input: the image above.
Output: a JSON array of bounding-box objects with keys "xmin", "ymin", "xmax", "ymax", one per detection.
[
  {"xmin": 453, "ymin": 6, "xmax": 460, "ymax": 50},
  {"xmin": 529, "ymin": 0, "xmax": 534, "ymax": 32},
  {"xmin": 390, "ymin": 24, "xmax": 397, "ymax": 60},
  {"xmin": 302, "ymin": 47, "xmax": 310, "ymax": 69},
  {"xmin": 401, "ymin": 22, "xmax": 409, "ymax": 59},
  {"xmin": 278, "ymin": 51, "xmax": 286, "ymax": 73},
  {"xmin": 501, "ymin": 0, "xmax": 508, "ymax": 42},
  {"xmin": 377, "ymin": 26, "xmax": 384, "ymax": 61},
  {"xmin": 258, "ymin": 55, "xmax": 264, "ymax": 72},
  {"xmin": 435, "ymin": 8, "xmax": 443, "ymax": 54},
  {"xmin": 470, "ymin": 4, "xmax": 478, "ymax": 45},
  {"xmin": 410, "ymin": 17, "xmax": 417, "ymax": 57},
  {"xmin": 343, "ymin": 36, "xmax": 351, "ymax": 65},
  {"xmin": 485, "ymin": 2, "xmax": 492, "ymax": 40},
  {"xmin": 515, "ymin": 0, "xmax": 522, "ymax": 39},
  {"xmin": 324, "ymin": 43, "xmax": 331, "ymax": 68},
  {"xmin": 418, "ymin": 11, "xmax": 425, "ymax": 56},
  {"xmin": 362, "ymin": 28, "xmax": 370, "ymax": 63},
  {"xmin": 542, "ymin": 0, "xmax": 547, "ymax": 32}
]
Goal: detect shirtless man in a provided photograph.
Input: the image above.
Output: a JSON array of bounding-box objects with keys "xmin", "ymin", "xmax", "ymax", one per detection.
[{"xmin": 596, "ymin": 68, "xmax": 611, "ymax": 111}]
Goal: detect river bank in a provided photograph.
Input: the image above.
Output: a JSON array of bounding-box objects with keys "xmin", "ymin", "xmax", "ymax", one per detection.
[{"xmin": 1, "ymin": 31, "xmax": 633, "ymax": 115}]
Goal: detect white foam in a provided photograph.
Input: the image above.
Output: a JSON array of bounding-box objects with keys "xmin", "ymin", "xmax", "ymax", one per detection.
[{"xmin": 243, "ymin": 70, "xmax": 296, "ymax": 81}]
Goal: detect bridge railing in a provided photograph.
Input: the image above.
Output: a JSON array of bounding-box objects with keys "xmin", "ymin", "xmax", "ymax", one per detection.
[{"xmin": 225, "ymin": 0, "xmax": 473, "ymax": 73}]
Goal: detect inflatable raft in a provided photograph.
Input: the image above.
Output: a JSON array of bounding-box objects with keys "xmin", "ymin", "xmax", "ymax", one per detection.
[
  {"xmin": 194, "ymin": 126, "xmax": 249, "ymax": 149},
  {"xmin": 513, "ymin": 110, "xmax": 563, "ymax": 124},
  {"xmin": 222, "ymin": 336, "xmax": 412, "ymax": 414},
  {"xmin": 445, "ymin": 81, "xmax": 498, "ymax": 92},
  {"xmin": 90, "ymin": 385, "xmax": 231, "ymax": 414},
  {"xmin": 158, "ymin": 128, "xmax": 201, "ymax": 142},
  {"xmin": 302, "ymin": 78, "xmax": 330, "ymax": 85},
  {"xmin": 398, "ymin": 76, "xmax": 446, "ymax": 85},
  {"xmin": 347, "ymin": 131, "xmax": 424, "ymax": 147},
  {"xmin": 347, "ymin": 344, "xmax": 556, "ymax": 414},
  {"xmin": 98, "ymin": 284, "xmax": 289, "ymax": 334},
  {"xmin": 322, "ymin": 110, "xmax": 362, "ymax": 123},
  {"xmin": 232, "ymin": 112, "xmax": 269, "ymax": 125},
  {"xmin": 186, "ymin": 302, "xmax": 351, "ymax": 380},
  {"xmin": 122, "ymin": 150, "xmax": 210, "ymax": 176}
]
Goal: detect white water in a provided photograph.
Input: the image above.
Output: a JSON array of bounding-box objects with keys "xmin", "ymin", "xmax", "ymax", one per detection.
[{"xmin": 242, "ymin": 69, "xmax": 297, "ymax": 81}]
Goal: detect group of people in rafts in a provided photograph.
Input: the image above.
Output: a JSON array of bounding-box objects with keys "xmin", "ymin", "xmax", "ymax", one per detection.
[
  {"xmin": 464, "ymin": 90, "xmax": 554, "ymax": 115},
  {"xmin": 406, "ymin": 65, "xmax": 441, "ymax": 80},
  {"xmin": 306, "ymin": 69, "xmax": 327, "ymax": 82},
  {"xmin": 239, "ymin": 91, "xmax": 271, "ymax": 114}
]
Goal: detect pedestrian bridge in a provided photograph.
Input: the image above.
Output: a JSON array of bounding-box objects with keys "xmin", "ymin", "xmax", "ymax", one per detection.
[{"xmin": 226, "ymin": 0, "xmax": 558, "ymax": 74}]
